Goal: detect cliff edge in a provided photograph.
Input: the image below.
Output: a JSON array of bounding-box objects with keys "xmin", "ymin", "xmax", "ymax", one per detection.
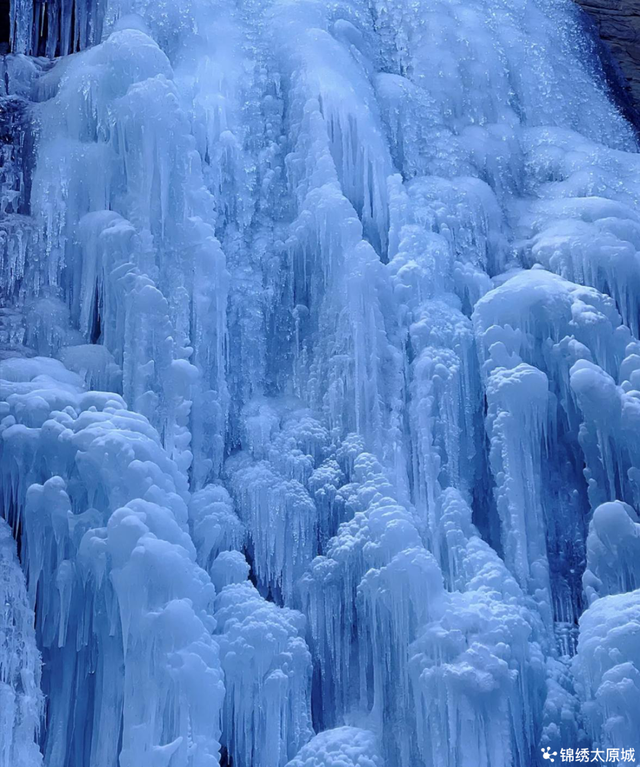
[{"xmin": 575, "ymin": 0, "xmax": 640, "ymax": 123}]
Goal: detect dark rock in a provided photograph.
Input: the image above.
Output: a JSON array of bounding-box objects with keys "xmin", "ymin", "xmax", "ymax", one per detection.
[{"xmin": 574, "ymin": 0, "xmax": 640, "ymax": 122}]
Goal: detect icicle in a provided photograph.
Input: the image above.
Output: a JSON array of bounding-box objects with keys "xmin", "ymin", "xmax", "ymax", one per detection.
[
  {"xmin": 189, "ymin": 484, "xmax": 244, "ymax": 573},
  {"xmin": 227, "ymin": 453, "xmax": 317, "ymax": 605},
  {"xmin": 215, "ymin": 578, "xmax": 313, "ymax": 767},
  {"xmin": 0, "ymin": 356, "xmax": 224, "ymax": 767},
  {"xmin": 574, "ymin": 591, "xmax": 640, "ymax": 762},
  {"xmin": 582, "ymin": 501, "xmax": 640, "ymax": 604},
  {"xmin": 0, "ymin": 518, "xmax": 43, "ymax": 767}
]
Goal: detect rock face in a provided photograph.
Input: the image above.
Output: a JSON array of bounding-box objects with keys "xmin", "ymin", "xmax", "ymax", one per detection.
[{"xmin": 575, "ymin": 0, "xmax": 640, "ymax": 120}]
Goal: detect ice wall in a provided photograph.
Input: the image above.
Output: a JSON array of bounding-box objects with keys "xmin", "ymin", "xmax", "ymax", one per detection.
[
  {"xmin": 0, "ymin": 518, "xmax": 42, "ymax": 767},
  {"xmin": 0, "ymin": 357, "xmax": 226, "ymax": 767},
  {"xmin": 2, "ymin": 0, "xmax": 640, "ymax": 764}
]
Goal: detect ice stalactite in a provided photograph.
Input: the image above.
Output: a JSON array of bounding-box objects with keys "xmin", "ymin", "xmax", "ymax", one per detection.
[
  {"xmin": 0, "ymin": 518, "xmax": 43, "ymax": 767},
  {"xmin": 24, "ymin": 17, "xmax": 230, "ymax": 484},
  {"xmin": 227, "ymin": 453, "xmax": 317, "ymax": 604},
  {"xmin": 484, "ymin": 362, "xmax": 551, "ymax": 609},
  {"xmin": 300, "ymin": 450, "xmax": 425, "ymax": 732},
  {"xmin": 571, "ymin": 350, "xmax": 640, "ymax": 511},
  {"xmin": 9, "ymin": 0, "xmax": 105, "ymax": 58},
  {"xmin": 0, "ymin": 357, "xmax": 225, "ymax": 767},
  {"xmin": 472, "ymin": 269, "xmax": 637, "ymax": 636},
  {"xmin": 574, "ymin": 592, "xmax": 640, "ymax": 763},
  {"xmin": 214, "ymin": 575, "xmax": 313, "ymax": 767},
  {"xmin": 408, "ymin": 489, "xmax": 548, "ymax": 767},
  {"xmin": 582, "ymin": 501, "xmax": 640, "ymax": 603},
  {"xmin": 573, "ymin": 500, "xmax": 640, "ymax": 762},
  {"xmin": 516, "ymin": 130, "xmax": 640, "ymax": 336},
  {"xmin": 189, "ymin": 484, "xmax": 244, "ymax": 574}
]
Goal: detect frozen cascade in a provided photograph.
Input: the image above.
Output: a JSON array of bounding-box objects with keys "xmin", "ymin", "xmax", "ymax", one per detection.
[
  {"xmin": 214, "ymin": 575, "xmax": 313, "ymax": 767},
  {"xmin": 0, "ymin": 358, "xmax": 226, "ymax": 767},
  {"xmin": 2, "ymin": 0, "xmax": 640, "ymax": 763},
  {"xmin": 0, "ymin": 518, "xmax": 43, "ymax": 767},
  {"xmin": 574, "ymin": 592, "xmax": 640, "ymax": 762}
]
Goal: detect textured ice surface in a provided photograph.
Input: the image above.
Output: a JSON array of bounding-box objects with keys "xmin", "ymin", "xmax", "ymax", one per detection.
[
  {"xmin": 284, "ymin": 727, "xmax": 383, "ymax": 767},
  {"xmin": 2, "ymin": 0, "xmax": 640, "ymax": 763},
  {"xmin": 0, "ymin": 518, "xmax": 42, "ymax": 767}
]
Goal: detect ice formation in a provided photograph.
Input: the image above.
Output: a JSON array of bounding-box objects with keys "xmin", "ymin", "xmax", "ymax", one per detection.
[
  {"xmin": 2, "ymin": 0, "xmax": 640, "ymax": 764},
  {"xmin": 0, "ymin": 518, "xmax": 42, "ymax": 767},
  {"xmin": 284, "ymin": 726, "xmax": 383, "ymax": 767}
]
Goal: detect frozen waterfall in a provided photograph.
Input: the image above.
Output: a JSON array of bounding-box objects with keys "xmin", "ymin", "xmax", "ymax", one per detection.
[{"xmin": 1, "ymin": 0, "xmax": 640, "ymax": 764}]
